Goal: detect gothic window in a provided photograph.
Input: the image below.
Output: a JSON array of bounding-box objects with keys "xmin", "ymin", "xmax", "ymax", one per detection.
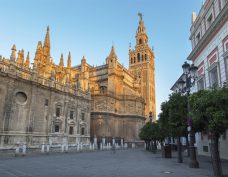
[
  {"xmin": 69, "ymin": 127, "xmax": 74, "ymax": 135},
  {"xmin": 134, "ymin": 57, "xmax": 136, "ymax": 63},
  {"xmin": 75, "ymin": 74, "xmax": 80, "ymax": 79},
  {"xmin": 139, "ymin": 38, "xmax": 142, "ymax": 44},
  {"xmin": 55, "ymin": 125, "xmax": 59, "ymax": 132},
  {"xmin": 141, "ymin": 55, "xmax": 144, "ymax": 61},
  {"xmin": 137, "ymin": 53, "xmax": 140, "ymax": 62},
  {"xmin": 100, "ymin": 86, "xmax": 107, "ymax": 94},
  {"xmin": 145, "ymin": 54, "xmax": 147, "ymax": 61},
  {"xmin": 131, "ymin": 58, "xmax": 133, "ymax": 64},
  {"xmin": 45, "ymin": 99, "xmax": 48, "ymax": 106},
  {"xmin": 70, "ymin": 111, "xmax": 74, "ymax": 119},
  {"xmin": 81, "ymin": 113, "xmax": 85, "ymax": 121},
  {"xmin": 56, "ymin": 107, "xmax": 61, "ymax": 117},
  {"xmin": 81, "ymin": 127, "xmax": 85, "ymax": 135}
]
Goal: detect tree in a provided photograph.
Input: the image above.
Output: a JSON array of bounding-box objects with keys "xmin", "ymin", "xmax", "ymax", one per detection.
[
  {"xmin": 189, "ymin": 86, "xmax": 228, "ymax": 177},
  {"xmin": 139, "ymin": 122, "xmax": 160, "ymax": 153},
  {"xmin": 139, "ymin": 122, "xmax": 153, "ymax": 151},
  {"xmin": 168, "ymin": 93, "xmax": 188, "ymax": 163},
  {"xmin": 157, "ymin": 101, "xmax": 171, "ymax": 153}
]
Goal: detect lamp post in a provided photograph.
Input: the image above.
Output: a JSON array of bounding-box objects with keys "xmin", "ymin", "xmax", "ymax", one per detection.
[
  {"xmin": 177, "ymin": 61, "xmax": 199, "ymax": 168},
  {"xmin": 149, "ymin": 111, "xmax": 153, "ymax": 122}
]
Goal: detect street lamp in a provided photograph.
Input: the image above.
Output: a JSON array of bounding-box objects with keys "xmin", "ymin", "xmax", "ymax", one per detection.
[
  {"xmin": 177, "ymin": 61, "xmax": 199, "ymax": 168},
  {"xmin": 149, "ymin": 111, "xmax": 153, "ymax": 122}
]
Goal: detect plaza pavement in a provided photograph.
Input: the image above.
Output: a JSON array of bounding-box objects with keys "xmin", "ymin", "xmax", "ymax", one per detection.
[{"xmin": 0, "ymin": 149, "xmax": 227, "ymax": 177}]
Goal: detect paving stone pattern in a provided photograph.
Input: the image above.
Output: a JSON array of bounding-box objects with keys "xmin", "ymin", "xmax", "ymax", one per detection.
[{"xmin": 0, "ymin": 149, "xmax": 227, "ymax": 177}]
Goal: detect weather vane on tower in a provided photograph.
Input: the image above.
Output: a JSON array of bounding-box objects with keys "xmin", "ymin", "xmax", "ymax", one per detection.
[{"xmin": 138, "ymin": 12, "xmax": 143, "ymax": 20}]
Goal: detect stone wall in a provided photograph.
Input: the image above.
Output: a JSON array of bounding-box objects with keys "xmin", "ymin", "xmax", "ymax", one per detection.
[
  {"xmin": 90, "ymin": 112, "xmax": 145, "ymax": 142},
  {"xmin": 0, "ymin": 72, "xmax": 90, "ymax": 148},
  {"xmin": 90, "ymin": 94, "xmax": 145, "ymax": 142}
]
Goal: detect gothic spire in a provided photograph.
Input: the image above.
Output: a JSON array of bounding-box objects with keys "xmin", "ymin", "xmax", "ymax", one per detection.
[
  {"xmin": 16, "ymin": 50, "xmax": 24, "ymax": 65},
  {"xmin": 44, "ymin": 26, "xmax": 50, "ymax": 48},
  {"xmin": 25, "ymin": 52, "xmax": 30, "ymax": 67},
  {"xmin": 43, "ymin": 26, "xmax": 51, "ymax": 63},
  {"xmin": 10, "ymin": 44, "xmax": 17, "ymax": 62},
  {"xmin": 108, "ymin": 45, "xmax": 117, "ymax": 58},
  {"xmin": 34, "ymin": 41, "xmax": 42, "ymax": 64},
  {"xmin": 135, "ymin": 13, "xmax": 148, "ymax": 46},
  {"xmin": 59, "ymin": 53, "xmax": 64, "ymax": 67},
  {"xmin": 67, "ymin": 51, "xmax": 71, "ymax": 68}
]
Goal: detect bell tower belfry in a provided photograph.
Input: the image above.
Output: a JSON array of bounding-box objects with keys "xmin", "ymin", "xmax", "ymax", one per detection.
[{"xmin": 129, "ymin": 13, "xmax": 156, "ymax": 121}]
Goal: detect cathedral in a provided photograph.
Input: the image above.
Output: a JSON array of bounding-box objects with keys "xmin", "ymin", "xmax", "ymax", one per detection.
[{"xmin": 0, "ymin": 14, "xmax": 155, "ymax": 148}]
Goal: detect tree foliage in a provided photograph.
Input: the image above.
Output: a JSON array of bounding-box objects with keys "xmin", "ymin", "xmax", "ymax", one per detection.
[
  {"xmin": 139, "ymin": 122, "xmax": 160, "ymax": 141},
  {"xmin": 189, "ymin": 86, "xmax": 228, "ymax": 135},
  {"xmin": 167, "ymin": 93, "xmax": 188, "ymax": 138}
]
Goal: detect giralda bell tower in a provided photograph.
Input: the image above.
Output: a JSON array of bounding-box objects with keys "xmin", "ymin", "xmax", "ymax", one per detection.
[{"xmin": 129, "ymin": 13, "xmax": 156, "ymax": 121}]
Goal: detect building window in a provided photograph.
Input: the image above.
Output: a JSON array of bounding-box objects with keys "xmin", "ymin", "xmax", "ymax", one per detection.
[
  {"xmin": 100, "ymin": 86, "xmax": 107, "ymax": 94},
  {"xmin": 196, "ymin": 32, "xmax": 201, "ymax": 43},
  {"xmin": 70, "ymin": 111, "xmax": 74, "ymax": 119},
  {"xmin": 55, "ymin": 125, "xmax": 59, "ymax": 133},
  {"xmin": 45, "ymin": 99, "xmax": 48, "ymax": 106},
  {"xmin": 225, "ymin": 58, "xmax": 228, "ymax": 80},
  {"xmin": 209, "ymin": 67, "xmax": 219, "ymax": 87},
  {"xmin": 139, "ymin": 38, "xmax": 142, "ymax": 44},
  {"xmin": 222, "ymin": 131, "xmax": 226, "ymax": 140},
  {"xmin": 131, "ymin": 58, "xmax": 133, "ymax": 64},
  {"xmin": 81, "ymin": 127, "xmax": 85, "ymax": 135},
  {"xmin": 141, "ymin": 55, "xmax": 144, "ymax": 61},
  {"xmin": 137, "ymin": 53, "xmax": 140, "ymax": 62},
  {"xmin": 207, "ymin": 14, "xmax": 213, "ymax": 28},
  {"xmin": 134, "ymin": 57, "xmax": 136, "ymax": 63},
  {"xmin": 69, "ymin": 127, "xmax": 74, "ymax": 135},
  {"xmin": 81, "ymin": 113, "xmax": 85, "ymax": 121},
  {"xmin": 203, "ymin": 146, "xmax": 209, "ymax": 152},
  {"xmin": 56, "ymin": 107, "xmax": 60, "ymax": 117},
  {"xmin": 145, "ymin": 54, "xmax": 147, "ymax": 61},
  {"xmin": 197, "ymin": 78, "xmax": 204, "ymax": 91}
]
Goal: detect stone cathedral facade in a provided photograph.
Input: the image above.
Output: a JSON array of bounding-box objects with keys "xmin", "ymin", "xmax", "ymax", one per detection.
[{"xmin": 0, "ymin": 14, "xmax": 155, "ymax": 148}]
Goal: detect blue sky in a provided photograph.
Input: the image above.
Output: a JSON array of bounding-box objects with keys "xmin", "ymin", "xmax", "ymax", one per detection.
[{"xmin": 0, "ymin": 0, "xmax": 202, "ymax": 117}]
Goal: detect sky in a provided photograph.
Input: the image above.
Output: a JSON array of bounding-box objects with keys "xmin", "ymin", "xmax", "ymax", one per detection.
[{"xmin": 0, "ymin": 0, "xmax": 202, "ymax": 118}]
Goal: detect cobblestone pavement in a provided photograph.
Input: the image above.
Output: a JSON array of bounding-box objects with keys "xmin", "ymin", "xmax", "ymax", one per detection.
[{"xmin": 0, "ymin": 149, "xmax": 227, "ymax": 177}]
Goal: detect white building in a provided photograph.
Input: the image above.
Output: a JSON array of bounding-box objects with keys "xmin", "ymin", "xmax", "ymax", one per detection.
[
  {"xmin": 172, "ymin": 0, "xmax": 228, "ymax": 159},
  {"xmin": 189, "ymin": 0, "xmax": 228, "ymax": 159}
]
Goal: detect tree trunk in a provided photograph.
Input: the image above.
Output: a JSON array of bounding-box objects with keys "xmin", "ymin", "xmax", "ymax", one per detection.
[
  {"xmin": 177, "ymin": 137, "xmax": 183, "ymax": 163},
  {"xmin": 146, "ymin": 141, "xmax": 149, "ymax": 150},
  {"xmin": 152, "ymin": 140, "xmax": 157, "ymax": 154},
  {"xmin": 161, "ymin": 141, "xmax": 165, "ymax": 158},
  {"xmin": 210, "ymin": 133, "xmax": 223, "ymax": 177},
  {"xmin": 186, "ymin": 134, "xmax": 190, "ymax": 157}
]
